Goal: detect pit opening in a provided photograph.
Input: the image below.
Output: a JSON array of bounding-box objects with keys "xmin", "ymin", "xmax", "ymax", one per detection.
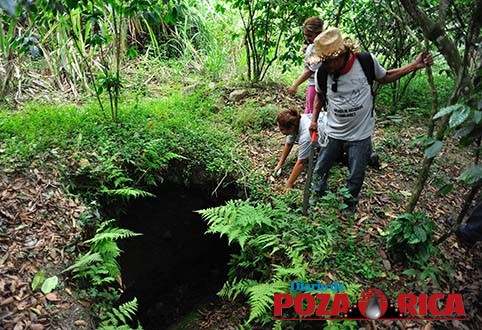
[{"xmin": 116, "ymin": 182, "xmax": 239, "ymax": 329}]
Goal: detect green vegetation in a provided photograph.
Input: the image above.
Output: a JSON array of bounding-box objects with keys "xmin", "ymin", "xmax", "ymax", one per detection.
[
  {"xmin": 0, "ymin": 90, "xmax": 243, "ymax": 201},
  {"xmin": 1, "ymin": 0, "xmax": 480, "ymax": 328},
  {"xmin": 199, "ymin": 189, "xmax": 380, "ymax": 328}
]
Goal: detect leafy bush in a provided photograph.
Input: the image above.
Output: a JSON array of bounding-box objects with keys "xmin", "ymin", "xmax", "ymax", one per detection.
[{"xmin": 385, "ymin": 212, "xmax": 434, "ymax": 258}]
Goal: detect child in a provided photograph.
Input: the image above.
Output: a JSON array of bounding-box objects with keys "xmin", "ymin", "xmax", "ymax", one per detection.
[
  {"xmin": 288, "ymin": 17, "xmax": 324, "ymax": 114},
  {"xmin": 273, "ymin": 108, "xmax": 328, "ymax": 188}
]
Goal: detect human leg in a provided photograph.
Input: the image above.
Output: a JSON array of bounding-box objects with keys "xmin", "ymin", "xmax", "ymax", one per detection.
[
  {"xmin": 344, "ymin": 137, "xmax": 371, "ymax": 208},
  {"xmin": 312, "ymin": 138, "xmax": 343, "ymax": 196},
  {"xmin": 305, "ymin": 85, "xmax": 316, "ymax": 114}
]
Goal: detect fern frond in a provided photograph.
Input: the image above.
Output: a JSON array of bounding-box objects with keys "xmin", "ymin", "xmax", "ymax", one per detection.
[
  {"xmin": 246, "ymin": 281, "xmax": 286, "ymax": 322},
  {"xmin": 272, "ymin": 320, "xmax": 282, "ymax": 330},
  {"xmin": 251, "ymin": 234, "xmax": 279, "ymax": 252},
  {"xmin": 101, "ymin": 187, "xmax": 155, "ymax": 199},
  {"xmin": 118, "ymin": 297, "xmax": 138, "ymax": 320},
  {"xmin": 98, "ymin": 298, "xmax": 139, "ymax": 330},
  {"xmin": 64, "ymin": 252, "xmax": 103, "ymax": 273},
  {"xmin": 273, "ymin": 264, "xmax": 307, "ymax": 281},
  {"xmin": 198, "ymin": 200, "xmax": 274, "ymax": 249},
  {"xmin": 86, "ymin": 227, "xmax": 142, "ymax": 244},
  {"xmin": 218, "ymin": 278, "xmax": 257, "ymax": 301}
]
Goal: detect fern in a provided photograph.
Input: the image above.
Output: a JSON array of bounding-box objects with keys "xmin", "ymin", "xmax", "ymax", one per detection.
[
  {"xmin": 272, "ymin": 263, "xmax": 307, "ymax": 281},
  {"xmin": 98, "ymin": 298, "xmax": 143, "ymax": 330},
  {"xmin": 198, "ymin": 200, "xmax": 273, "ymax": 249},
  {"xmin": 246, "ymin": 281, "xmax": 287, "ymax": 322},
  {"xmin": 101, "ymin": 186, "xmax": 155, "ymax": 199},
  {"xmin": 251, "ymin": 234, "xmax": 279, "ymax": 253},
  {"xmin": 272, "ymin": 320, "xmax": 282, "ymax": 330},
  {"xmin": 64, "ymin": 252, "xmax": 103, "ymax": 273},
  {"xmin": 218, "ymin": 278, "xmax": 257, "ymax": 301},
  {"xmin": 219, "ymin": 278, "xmax": 288, "ymax": 324},
  {"xmin": 142, "ymin": 139, "xmax": 184, "ymax": 171},
  {"xmin": 86, "ymin": 226, "xmax": 141, "ymax": 244},
  {"xmin": 64, "ymin": 220, "xmax": 141, "ymax": 286}
]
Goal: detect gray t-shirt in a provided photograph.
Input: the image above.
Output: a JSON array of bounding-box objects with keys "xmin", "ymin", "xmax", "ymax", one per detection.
[
  {"xmin": 315, "ymin": 54, "xmax": 386, "ymax": 141},
  {"xmin": 286, "ymin": 114, "xmax": 327, "ymax": 160}
]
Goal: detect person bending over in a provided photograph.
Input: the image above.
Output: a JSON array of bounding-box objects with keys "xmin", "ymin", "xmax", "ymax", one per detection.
[{"xmin": 274, "ymin": 108, "xmax": 327, "ymax": 188}]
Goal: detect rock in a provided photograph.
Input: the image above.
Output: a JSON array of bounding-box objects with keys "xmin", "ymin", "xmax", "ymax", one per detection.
[
  {"xmin": 229, "ymin": 89, "xmax": 248, "ymax": 101},
  {"xmin": 379, "ymin": 249, "xmax": 387, "ymax": 259},
  {"xmin": 30, "ymin": 324, "xmax": 44, "ymax": 330},
  {"xmin": 382, "ymin": 259, "xmax": 392, "ymax": 271}
]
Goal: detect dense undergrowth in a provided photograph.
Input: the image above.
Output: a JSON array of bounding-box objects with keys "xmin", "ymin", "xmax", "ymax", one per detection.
[
  {"xmin": 0, "ymin": 67, "xmax": 458, "ymax": 329},
  {"xmin": 0, "ymin": 85, "xmax": 252, "ymax": 327},
  {"xmin": 0, "ymin": 88, "xmax": 244, "ymax": 200}
]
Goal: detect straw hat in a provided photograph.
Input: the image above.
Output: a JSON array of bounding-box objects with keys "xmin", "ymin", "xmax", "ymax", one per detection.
[{"xmin": 307, "ymin": 27, "xmax": 357, "ymax": 65}]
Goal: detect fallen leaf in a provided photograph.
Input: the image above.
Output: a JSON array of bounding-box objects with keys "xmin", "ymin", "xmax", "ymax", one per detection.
[
  {"xmin": 74, "ymin": 320, "xmax": 88, "ymax": 327},
  {"xmin": 44, "ymin": 292, "xmax": 61, "ymax": 302}
]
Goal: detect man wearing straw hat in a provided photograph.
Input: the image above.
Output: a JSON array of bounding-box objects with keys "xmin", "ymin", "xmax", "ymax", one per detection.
[{"xmin": 308, "ymin": 27, "xmax": 433, "ymax": 214}]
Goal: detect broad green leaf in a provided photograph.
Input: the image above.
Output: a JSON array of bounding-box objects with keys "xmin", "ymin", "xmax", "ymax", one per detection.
[
  {"xmin": 414, "ymin": 226, "xmax": 427, "ymax": 242},
  {"xmin": 409, "ymin": 134, "xmax": 427, "ymax": 147},
  {"xmin": 31, "ymin": 270, "xmax": 45, "ymax": 291},
  {"xmin": 402, "ymin": 269, "xmax": 418, "ymax": 276},
  {"xmin": 449, "ymin": 105, "xmax": 470, "ymax": 128},
  {"xmin": 424, "ymin": 140, "xmax": 443, "ymax": 159},
  {"xmin": 459, "ymin": 165, "xmax": 482, "ymax": 186},
  {"xmin": 41, "ymin": 276, "xmax": 59, "ymax": 294},
  {"xmin": 473, "ymin": 110, "xmax": 482, "ymax": 124},
  {"xmin": 435, "ymin": 183, "xmax": 454, "ymax": 197},
  {"xmin": 433, "ymin": 104, "xmax": 462, "ymax": 120}
]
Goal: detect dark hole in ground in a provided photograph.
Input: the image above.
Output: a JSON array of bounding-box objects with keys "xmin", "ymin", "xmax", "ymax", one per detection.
[{"xmin": 117, "ymin": 182, "xmax": 240, "ymax": 329}]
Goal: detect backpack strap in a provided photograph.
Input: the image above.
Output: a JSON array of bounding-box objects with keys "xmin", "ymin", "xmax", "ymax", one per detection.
[
  {"xmin": 356, "ymin": 51, "xmax": 375, "ymax": 96},
  {"xmin": 315, "ymin": 64, "xmax": 328, "ymax": 108},
  {"xmin": 315, "ymin": 52, "xmax": 376, "ymax": 110}
]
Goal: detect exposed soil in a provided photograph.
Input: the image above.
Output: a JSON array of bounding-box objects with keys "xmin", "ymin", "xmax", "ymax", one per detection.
[{"xmin": 0, "ymin": 167, "xmax": 93, "ymax": 330}]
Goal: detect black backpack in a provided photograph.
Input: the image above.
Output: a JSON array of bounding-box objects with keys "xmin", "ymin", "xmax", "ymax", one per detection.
[{"xmin": 316, "ymin": 51, "xmax": 375, "ymax": 101}]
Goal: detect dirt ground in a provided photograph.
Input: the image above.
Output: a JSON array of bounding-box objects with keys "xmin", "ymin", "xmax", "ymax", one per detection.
[{"xmin": 0, "ymin": 167, "xmax": 94, "ymax": 330}]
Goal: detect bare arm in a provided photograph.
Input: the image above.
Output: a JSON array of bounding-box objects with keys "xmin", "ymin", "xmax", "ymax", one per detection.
[
  {"xmin": 286, "ymin": 158, "xmax": 308, "ymax": 188},
  {"xmin": 288, "ymin": 70, "xmax": 313, "ymax": 95},
  {"xmin": 274, "ymin": 142, "xmax": 294, "ymax": 174},
  {"xmin": 377, "ymin": 52, "xmax": 433, "ymax": 84}
]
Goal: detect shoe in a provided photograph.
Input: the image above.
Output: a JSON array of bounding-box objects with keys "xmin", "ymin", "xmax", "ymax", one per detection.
[
  {"xmin": 342, "ymin": 203, "xmax": 356, "ymax": 217},
  {"xmin": 456, "ymin": 224, "xmax": 477, "ymax": 248},
  {"xmin": 369, "ymin": 152, "xmax": 380, "ymax": 169}
]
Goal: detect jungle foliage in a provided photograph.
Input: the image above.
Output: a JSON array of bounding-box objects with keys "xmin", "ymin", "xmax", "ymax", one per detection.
[{"xmin": 0, "ymin": 0, "xmax": 481, "ymax": 328}]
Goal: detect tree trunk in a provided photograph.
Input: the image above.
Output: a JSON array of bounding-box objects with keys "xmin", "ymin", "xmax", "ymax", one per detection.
[{"xmin": 399, "ymin": 0, "xmax": 482, "ymax": 213}]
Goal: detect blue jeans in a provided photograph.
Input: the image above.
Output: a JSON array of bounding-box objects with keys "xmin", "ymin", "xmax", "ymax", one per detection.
[{"xmin": 312, "ymin": 136, "xmax": 371, "ymax": 206}]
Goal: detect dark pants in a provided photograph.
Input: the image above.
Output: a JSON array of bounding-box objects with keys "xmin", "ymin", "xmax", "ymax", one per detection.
[
  {"xmin": 457, "ymin": 202, "xmax": 482, "ymax": 243},
  {"xmin": 312, "ymin": 136, "xmax": 371, "ymax": 206}
]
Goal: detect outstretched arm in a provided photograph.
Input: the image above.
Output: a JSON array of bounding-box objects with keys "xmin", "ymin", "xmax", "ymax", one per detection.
[
  {"xmin": 274, "ymin": 142, "xmax": 294, "ymax": 175},
  {"xmin": 288, "ymin": 70, "xmax": 313, "ymax": 95},
  {"xmin": 286, "ymin": 158, "xmax": 308, "ymax": 188},
  {"xmin": 377, "ymin": 52, "xmax": 433, "ymax": 84}
]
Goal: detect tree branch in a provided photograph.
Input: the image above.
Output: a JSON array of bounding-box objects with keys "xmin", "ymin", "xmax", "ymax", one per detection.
[{"xmin": 399, "ymin": 0, "xmax": 462, "ymax": 78}]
